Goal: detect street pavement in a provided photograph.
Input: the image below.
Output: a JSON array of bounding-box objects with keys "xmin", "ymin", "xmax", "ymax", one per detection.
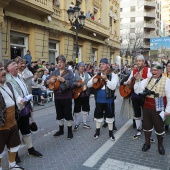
[{"xmin": 2, "ymin": 89, "xmax": 170, "ymax": 170}]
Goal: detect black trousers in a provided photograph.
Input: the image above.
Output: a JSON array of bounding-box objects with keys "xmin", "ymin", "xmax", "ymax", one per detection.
[
  {"xmin": 55, "ymin": 98, "xmax": 73, "ymax": 121},
  {"xmin": 131, "ymin": 97, "xmax": 144, "ymax": 118},
  {"xmin": 17, "ymin": 114, "xmax": 31, "ymax": 135}
]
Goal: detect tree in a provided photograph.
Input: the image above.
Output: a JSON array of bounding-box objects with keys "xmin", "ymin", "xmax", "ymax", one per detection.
[{"xmin": 120, "ymin": 22, "xmax": 149, "ymax": 61}]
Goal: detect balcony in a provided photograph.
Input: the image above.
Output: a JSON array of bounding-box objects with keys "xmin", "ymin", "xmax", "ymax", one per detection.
[
  {"xmin": 14, "ymin": 0, "xmax": 53, "ymax": 15},
  {"xmin": 144, "ymin": 0, "xmax": 156, "ymax": 9},
  {"xmin": 52, "ymin": 5, "xmax": 61, "ymax": 20},
  {"xmin": 83, "ymin": 18, "xmax": 109, "ymax": 38},
  {"xmin": 144, "ymin": 11, "xmax": 155, "ymax": 18},
  {"xmin": 144, "ymin": 22, "xmax": 155, "ymax": 29},
  {"xmin": 143, "ymin": 33, "xmax": 155, "ymax": 39}
]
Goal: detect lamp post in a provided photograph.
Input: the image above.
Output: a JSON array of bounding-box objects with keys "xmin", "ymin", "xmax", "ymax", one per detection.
[{"xmin": 67, "ymin": 5, "xmax": 86, "ymax": 63}]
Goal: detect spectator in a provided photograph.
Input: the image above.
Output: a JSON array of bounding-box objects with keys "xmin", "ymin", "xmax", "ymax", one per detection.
[
  {"xmin": 49, "ymin": 63, "xmax": 55, "ymax": 73},
  {"xmin": 86, "ymin": 10, "xmax": 91, "ymax": 18},
  {"xmin": 42, "ymin": 70, "xmax": 49, "ymax": 81},
  {"xmin": 53, "ymin": 0, "xmax": 60, "ymax": 7},
  {"xmin": 24, "ymin": 50, "xmax": 32, "ymax": 67},
  {"xmin": 90, "ymin": 13, "xmax": 95, "ymax": 20}
]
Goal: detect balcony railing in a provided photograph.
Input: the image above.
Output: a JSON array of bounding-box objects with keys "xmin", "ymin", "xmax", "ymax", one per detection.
[
  {"xmin": 144, "ymin": 0, "xmax": 156, "ymax": 9},
  {"xmin": 15, "ymin": 0, "xmax": 53, "ymax": 14},
  {"xmin": 52, "ymin": 5, "xmax": 61, "ymax": 19},
  {"xmin": 84, "ymin": 18, "xmax": 109, "ymax": 38},
  {"xmin": 144, "ymin": 22, "xmax": 155, "ymax": 29},
  {"xmin": 144, "ymin": 33, "xmax": 155, "ymax": 38},
  {"xmin": 144, "ymin": 11, "xmax": 155, "ymax": 18}
]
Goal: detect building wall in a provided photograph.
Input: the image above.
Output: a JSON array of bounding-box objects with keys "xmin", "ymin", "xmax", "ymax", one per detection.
[{"xmin": 0, "ymin": 0, "xmax": 120, "ymax": 64}]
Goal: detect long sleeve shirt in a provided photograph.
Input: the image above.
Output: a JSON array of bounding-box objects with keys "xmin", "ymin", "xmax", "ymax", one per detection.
[
  {"xmin": 87, "ymin": 72, "xmax": 118, "ymax": 90},
  {"xmin": 0, "ymin": 83, "xmax": 23, "ymax": 109}
]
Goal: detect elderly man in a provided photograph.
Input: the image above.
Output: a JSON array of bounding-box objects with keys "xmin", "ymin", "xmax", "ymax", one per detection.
[
  {"xmin": 134, "ymin": 62, "xmax": 170, "ymax": 155},
  {"xmin": 125, "ymin": 55, "xmax": 152, "ymax": 139},
  {"xmin": 0, "ymin": 62, "xmax": 25, "ymax": 170},
  {"xmin": 87, "ymin": 58, "xmax": 119, "ymax": 141},
  {"xmin": 4, "ymin": 60, "xmax": 43, "ymax": 164}
]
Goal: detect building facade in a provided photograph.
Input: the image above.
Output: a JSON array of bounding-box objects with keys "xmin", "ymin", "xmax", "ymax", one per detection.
[
  {"xmin": 161, "ymin": 0, "xmax": 170, "ymax": 36},
  {"xmin": 120, "ymin": 0, "xmax": 161, "ymax": 64},
  {"xmin": 0, "ymin": 0, "xmax": 120, "ymax": 65}
]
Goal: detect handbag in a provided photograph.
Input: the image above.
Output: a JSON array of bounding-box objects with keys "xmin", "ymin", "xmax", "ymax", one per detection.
[
  {"xmin": 30, "ymin": 122, "xmax": 38, "ymax": 131},
  {"xmin": 20, "ymin": 101, "xmax": 32, "ymax": 117}
]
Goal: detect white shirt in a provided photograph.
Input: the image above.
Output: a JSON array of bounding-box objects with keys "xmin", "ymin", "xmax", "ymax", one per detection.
[
  {"xmin": 87, "ymin": 72, "xmax": 118, "ymax": 90},
  {"xmin": 0, "ymin": 83, "xmax": 23, "ymax": 108},
  {"xmin": 134, "ymin": 78, "xmax": 170, "ymax": 113}
]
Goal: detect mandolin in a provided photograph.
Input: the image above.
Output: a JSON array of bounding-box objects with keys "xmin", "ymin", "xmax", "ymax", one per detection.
[
  {"xmin": 72, "ymin": 79, "xmax": 87, "ymax": 99},
  {"xmin": 48, "ymin": 70, "xmax": 69, "ymax": 91},
  {"xmin": 92, "ymin": 74, "xmax": 105, "ymax": 90},
  {"xmin": 119, "ymin": 67, "xmax": 142, "ymax": 98}
]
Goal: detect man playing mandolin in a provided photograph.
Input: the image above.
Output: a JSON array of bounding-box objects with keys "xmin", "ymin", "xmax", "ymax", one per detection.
[
  {"xmin": 45, "ymin": 55, "xmax": 76, "ymax": 139},
  {"xmin": 87, "ymin": 58, "xmax": 119, "ymax": 141},
  {"xmin": 124, "ymin": 55, "xmax": 152, "ymax": 139},
  {"xmin": 73, "ymin": 62, "xmax": 91, "ymax": 131}
]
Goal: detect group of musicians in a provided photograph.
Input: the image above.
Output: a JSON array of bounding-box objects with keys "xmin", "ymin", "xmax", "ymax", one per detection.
[{"xmin": 1, "ymin": 54, "xmax": 170, "ymax": 169}]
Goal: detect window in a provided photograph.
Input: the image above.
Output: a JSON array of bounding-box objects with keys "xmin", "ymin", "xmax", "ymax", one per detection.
[
  {"xmin": 130, "ymin": 6, "xmax": 135, "ymax": 12},
  {"xmin": 130, "ymin": 28, "xmax": 135, "ymax": 33},
  {"xmin": 120, "ymin": 8, "xmax": 123, "ymax": 12},
  {"xmin": 49, "ymin": 40, "xmax": 59, "ymax": 64},
  {"xmin": 130, "ymin": 17, "xmax": 135, "ymax": 22}
]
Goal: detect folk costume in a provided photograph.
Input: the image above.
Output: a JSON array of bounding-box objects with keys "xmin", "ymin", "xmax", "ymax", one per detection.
[
  {"xmin": 134, "ymin": 62, "xmax": 170, "ymax": 155},
  {"xmin": 163, "ymin": 70, "xmax": 170, "ymax": 128},
  {"xmin": 0, "ymin": 62, "xmax": 24, "ymax": 170},
  {"xmin": 73, "ymin": 62, "xmax": 91, "ymax": 130},
  {"xmin": 87, "ymin": 58, "xmax": 119, "ymax": 141},
  {"xmin": 45, "ymin": 55, "xmax": 76, "ymax": 139},
  {"xmin": 126, "ymin": 55, "xmax": 152, "ymax": 139},
  {"xmin": 5, "ymin": 60, "xmax": 42, "ymax": 164}
]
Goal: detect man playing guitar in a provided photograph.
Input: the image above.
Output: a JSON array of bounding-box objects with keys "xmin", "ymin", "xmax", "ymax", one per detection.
[
  {"xmin": 87, "ymin": 58, "xmax": 118, "ymax": 141},
  {"xmin": 73, "ymin": 62, "xmax": 91, "ymax": 131},
  {"xmin": 45, "ymin": 55, "xmax": 76, "ymax": 139},
  {"xmin": 125, "ymin": 55, "xmax": 152, "ymax": 139}
]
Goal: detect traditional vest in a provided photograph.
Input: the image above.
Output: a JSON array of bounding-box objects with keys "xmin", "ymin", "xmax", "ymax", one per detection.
[
  {"xmin": 146, "ymin": 75, "xmax": 167, "ymax": 98},
  {"xmin": 133, "ymin": 67, "xmax": 148, "ymax": 79},
  {"xmin": 0, "ymin": 82, "xmax": 16, "ymax": 127}
]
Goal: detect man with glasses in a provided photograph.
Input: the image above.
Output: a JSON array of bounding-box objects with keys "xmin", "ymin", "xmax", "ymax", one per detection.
[
  {"xmin": 0, "ymin": 62, "xmax": 25, "ymax": 170},
  {"xmin": 4, "ymin": 59, "xmax": 43, "ymax": 164},
  {"xmin": 134, "ymin": 62, "xmax": 170, "ymax": 155},
  {"xmin": 45, "ymin": 55, "xmax": 76, "ymax": 139}
]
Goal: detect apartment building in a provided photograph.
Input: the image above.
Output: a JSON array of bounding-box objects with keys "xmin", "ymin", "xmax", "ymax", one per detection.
[
  {"xmin": 162, "ymin": 0, "xmax": 170, "ymax": 36},
  {"xmin": 120, "ymin": 0, "xmax": 161, "ymax": 63},
  {"xmin": 0, "ymin": 0, "xmax": 120, "ymax": 65}
]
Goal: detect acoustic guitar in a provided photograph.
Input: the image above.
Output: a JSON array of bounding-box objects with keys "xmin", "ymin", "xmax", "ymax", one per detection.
[
  {"xmin": 119, "ymin": 67, "xmax": 142, "ymax": 98},
  {"xmin": 72, "ymin": 79, "xmax": 87, "ymax": 99},
  {"xmin": 48, "ymin": 70, "xmax": 69, "ymax": 91}
]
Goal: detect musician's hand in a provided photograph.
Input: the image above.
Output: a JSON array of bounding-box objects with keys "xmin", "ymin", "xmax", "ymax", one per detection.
[
  {"xmin": 126, "ymin": 80, "xmax": 131, "ymax": 85},
  {"xmin": 134, "ymin": 73, "xmax": 141, "ymax": 81},
  {"xmin": 50, "ymin": 78, "xmax": 56, "ymax": 83},
  {"xmin": 93, "ymin": 78, "xmax": 98, "ymax": 84},
  {"xmin": 57, "ymin": 76, "xmax": 65, "ymax": 82},
  {"xmin": 101, "ymin": 75, "xmax": 108, "ymax": 81},
  {"xmin": 164, "ymin": 112, "xmax": 169, "ymax": 117}
]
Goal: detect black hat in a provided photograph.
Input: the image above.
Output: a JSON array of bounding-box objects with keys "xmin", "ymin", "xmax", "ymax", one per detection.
[{"xmin": 30, "ymin": 122, "xmax": 38, "ymax": 131}]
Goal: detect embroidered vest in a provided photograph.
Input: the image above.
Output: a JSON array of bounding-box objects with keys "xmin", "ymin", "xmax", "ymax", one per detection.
[
  {"xmin": 146, "ymin": 75, "xmax": 167, "ymax": 98},
  {"xmin": 133, "ymin": 67, "xmax": 148, "ymax": 79},
  {"xmin": 0, "ymin": 82, "xmax": 16, "ymax": 127}
]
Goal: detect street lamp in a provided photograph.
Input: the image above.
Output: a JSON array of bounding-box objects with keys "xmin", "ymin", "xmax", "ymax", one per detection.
[{"xmin": 67, "ymin": 5, "xmax": 86, "ymax": 63}]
